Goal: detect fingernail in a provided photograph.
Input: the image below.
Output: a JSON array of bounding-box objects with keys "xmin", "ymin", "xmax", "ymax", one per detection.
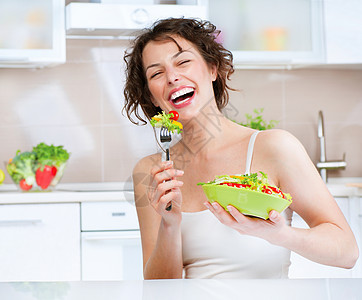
[
  {"xmin": 178, "ymin": 181, "xmax": 184, "ymax": 186},
  {"xmin": 165, "ymin": 161, "xmax": 173, "ymax": 166},
  {"xmin": 176, "ymin": 170, "xmax": 184, "ymax": 175},
  {"xmin": 203, "ymin": 202, "xmax": 209, "ymax": 209},
  {"xmin": 212, "ymin": 202, "xmax": 219, "ymax": 210},
  {"xmin": 227, "ymin": 205, "xmax": 233, "ymax": 212}
]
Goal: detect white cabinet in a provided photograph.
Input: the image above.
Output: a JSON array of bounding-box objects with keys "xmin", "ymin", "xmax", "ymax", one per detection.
[
  {"xmin": 289, "ymin": 197, "xmax": 361, "ymax": 278},
  {"xmin": 0, "ymin": 0, "xmax": 65, "ymax": 68},
  {"xmin": 0, "ymin": 203, "xmax": 81, "ymax": 281},
  {"xmin": 323, "ymin": 0, "xmax": 362, "ymax": 64},
  {"xmin": 65, "ymin": 1, "xmax": 208, "ymax": 37},
  {"xmin": 208, "ymin": 0, "xmax": 324, "ymax": 68},
  {"xmin": 81, "ymin": 201, "xmax": 143, "ymax": 281}
]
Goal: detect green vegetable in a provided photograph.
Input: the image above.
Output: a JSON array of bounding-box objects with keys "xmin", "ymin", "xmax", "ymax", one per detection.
[
  {"xmin": 32, "ymin": 143, "xmax": 70, "ymax": 186},
  {"xmin": 32, "ymin": 143, "xmax": 70, "ymax": 168},
  {"xmin": 6, "ymin": 150, "xmax": 36, "ymax": 186},
  {"xmin": 150, "ymin": 111, "xmax": 183, "ymax": 134},
  {"xmin": 236, "ymin": 108, "xmax": 279, "ymax": 130}
]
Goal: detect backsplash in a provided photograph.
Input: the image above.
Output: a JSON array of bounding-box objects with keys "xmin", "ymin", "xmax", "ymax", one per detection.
[{"xmin": 0, "ymin": 39, "xmax": 361, "ymax": 184}]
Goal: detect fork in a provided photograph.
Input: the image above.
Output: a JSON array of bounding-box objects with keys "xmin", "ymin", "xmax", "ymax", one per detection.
[{"xmin": 160, "ymin": 126, "xmax": 172, "ymax": 211}]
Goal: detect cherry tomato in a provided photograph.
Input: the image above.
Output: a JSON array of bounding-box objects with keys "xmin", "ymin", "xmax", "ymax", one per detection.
[
  {"xmin": 19, "ymin": 179, "xmax": 32, "ymax": 191},
  {"xmin": 169, "ymin": 110, "xmax": 179, "ymax": 121}
]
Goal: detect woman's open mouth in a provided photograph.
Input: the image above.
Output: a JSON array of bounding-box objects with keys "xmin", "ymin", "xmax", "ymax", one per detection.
[{"xmin": 169, "ymin": 87, "xmax": 195, "ymax": 109}]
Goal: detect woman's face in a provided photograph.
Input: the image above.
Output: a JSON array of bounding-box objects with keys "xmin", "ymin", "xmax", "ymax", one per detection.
[{"xmin": 142, "ymin": 36, "xmax": 217, "ymax": 121}]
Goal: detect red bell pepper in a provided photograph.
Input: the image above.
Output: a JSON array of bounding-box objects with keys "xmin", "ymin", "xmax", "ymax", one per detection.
[{"xmin": 35, "ymin": 165, "xmax": 57, "ymax": 189}]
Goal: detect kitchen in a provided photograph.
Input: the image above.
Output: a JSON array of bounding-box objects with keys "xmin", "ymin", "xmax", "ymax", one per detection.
[{"xmin": 0, "ymin": 0, "xmax": 362, "ymax": 298}]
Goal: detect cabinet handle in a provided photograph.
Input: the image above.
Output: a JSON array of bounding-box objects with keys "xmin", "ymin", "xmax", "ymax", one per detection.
[
  {"xmin": 0, "ymin": 219, "xmax": 43, "ymax": 226},
  {"xmin": 84, "ymin": 234, "xmax": 140, "ymax": 241}
]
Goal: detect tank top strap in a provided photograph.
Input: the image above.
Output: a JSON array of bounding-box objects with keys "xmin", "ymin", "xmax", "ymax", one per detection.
[{"xmin": 244, "ymin": 131, "xmax": 260, "ymax": 175}]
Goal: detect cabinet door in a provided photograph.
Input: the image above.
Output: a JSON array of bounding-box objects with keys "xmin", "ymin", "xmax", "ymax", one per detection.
[
  {"xmin": 0, "ymin": 0, "xmax": 65, "ymax": 67},
  {"xmin": 324, "ymin": 0, "xmax": 362, "ymax": 64},
  {"xmin": 289, "ymin": 197, "xmax": 355, "ymax": 278},
  {"xmin": 0, "ymin": 203, "xmax": 80, "ymax": 281},
  {"xmin": 81, "ymin": 231, "xmax": 143, "ymax": 281},
  {"xmin": 208, "ymin": 0, "xmax": 324, "ymax": 67}
]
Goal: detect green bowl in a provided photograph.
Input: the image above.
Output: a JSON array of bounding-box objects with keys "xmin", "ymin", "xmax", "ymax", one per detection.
[{"xmin": 201, "ymin": 184, "xmax": 292, "ymax": 219}]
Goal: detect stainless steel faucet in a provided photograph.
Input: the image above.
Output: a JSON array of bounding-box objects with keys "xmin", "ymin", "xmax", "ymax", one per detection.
[{"xmin": 316, "ymin": 111, "xmax": 347, "ymax": 183}]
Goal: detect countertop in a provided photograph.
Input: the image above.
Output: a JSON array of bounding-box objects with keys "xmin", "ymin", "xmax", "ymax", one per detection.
[
  {"xmin": 0, "ymin": 182, "xmax": 134, "ymax": 204},
  {"xmin": 0, "ymin": 178, "xmax": 361, "ymax": 205},
  {"xmin": 0, "ymin": 279, "xmax": 361, "ymax": 300}
]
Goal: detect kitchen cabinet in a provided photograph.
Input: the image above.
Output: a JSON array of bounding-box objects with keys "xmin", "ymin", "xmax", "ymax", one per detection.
[
  {"xmin": 81, "ymin": 201, "xmax": 143, "ymax": 281},
  {"xmin": 323, "ymin": 0, "xmax": 362, "ymax": 64},
  {"xmin": 65, "ymin": 1, "xmax": 208, "ymax": 37},
  {"xmin": 0, "ymin": 0, "xmax": 65, "ymax": 68},
  {"xmin": 208, "ymin": 0, "xmax": 324, "ymax": 68},
  {"xmin": 289, "ymin": 197, "xmax": 361, "ymax": 278},
  {"xmin": 0, "ymin": 203, "xmax": 81, "ymax": 281}
]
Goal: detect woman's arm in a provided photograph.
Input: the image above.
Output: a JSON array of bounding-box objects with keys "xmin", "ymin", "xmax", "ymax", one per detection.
[
  {"xmin": 133, "ymin": 157, "xmax": 184, "ymax": 279},
  {"xmin": 205, "ymin": 129, "xmax": 358, "ymax": 268},
  {"xmin": 271, "ymin": 129, "xmax": 358, "ymax": 268}
]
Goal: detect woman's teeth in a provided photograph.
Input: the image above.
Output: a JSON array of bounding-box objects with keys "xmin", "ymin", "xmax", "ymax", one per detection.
[{"xmin": 170, "ymin": 87, "xmax": 195, "ymax": 103}]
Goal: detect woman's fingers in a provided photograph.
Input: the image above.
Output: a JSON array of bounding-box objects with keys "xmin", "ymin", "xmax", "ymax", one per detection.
[{"xmin": 150, "ymin": 179, "xmax": 183, "ymax": 206}]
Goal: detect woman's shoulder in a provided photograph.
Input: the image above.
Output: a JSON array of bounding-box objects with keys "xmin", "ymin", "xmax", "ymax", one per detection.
[
  {"xmin": 257, "ymin": 129, "xmax": 304, "ymax": 152},
  {"xmin": 133, "ymin": 152, "xmax": 161, "ymax": 175}
]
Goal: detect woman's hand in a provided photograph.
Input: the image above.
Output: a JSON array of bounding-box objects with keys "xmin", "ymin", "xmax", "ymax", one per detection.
[
  {"xmin": 148, "ymin": 161, "xmax": 184, "ymax": 223},
  {"xmin": 204, "ymin": 201, "xmax": 290, "ymax": 245}
]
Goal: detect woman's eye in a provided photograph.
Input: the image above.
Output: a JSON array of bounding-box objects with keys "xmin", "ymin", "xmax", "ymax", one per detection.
[
  {"xmin": 179, "ymin": 60, "xmax": 190, "ymax": 66},
  {"xmin": 150, "ymin": 71, "xmax": 162, "ymax": 79}
]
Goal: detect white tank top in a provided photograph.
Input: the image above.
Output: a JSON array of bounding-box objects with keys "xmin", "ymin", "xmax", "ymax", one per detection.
[{"xmin": 181, "ymin": 131, "xmax": 293, "ymax": 279}]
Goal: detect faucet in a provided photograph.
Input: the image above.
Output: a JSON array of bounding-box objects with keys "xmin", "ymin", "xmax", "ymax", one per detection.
[{"xmin": 316, "ymin": 111, "xmax": 347, "ymax": 183}]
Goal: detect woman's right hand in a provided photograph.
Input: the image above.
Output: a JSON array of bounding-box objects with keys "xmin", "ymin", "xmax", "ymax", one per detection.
[{"xmin": 148, "ymin": 161, "xmax": 184, "ymax": 223}]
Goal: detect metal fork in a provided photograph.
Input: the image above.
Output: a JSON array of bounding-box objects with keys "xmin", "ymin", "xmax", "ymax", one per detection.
[{"xmin": 160, "ymin": 126, "xmax": 172, "ymax": 211}]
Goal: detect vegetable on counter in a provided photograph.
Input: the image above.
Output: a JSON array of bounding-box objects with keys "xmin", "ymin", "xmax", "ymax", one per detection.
[
  {"xmin": 32, "ymin": 143, "xmax": 70, "ymax": 189},
  {"xmin": 150, "ymin": 111, "xmax": 183, "ymax": 134},
  {"xmin": 6, "ymin": 151, "xmax": 36, "ymax": 190},
  {"xmin": 198, "ymin": 172, "xmax": 292, "ymax": 201},
  {"xmin": 6, "ymin": 143, "xmax": 70, "ymax": 191}
]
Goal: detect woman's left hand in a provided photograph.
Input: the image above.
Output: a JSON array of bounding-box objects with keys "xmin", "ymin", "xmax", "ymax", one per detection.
[{"xmin": 204, "ymin": 201, "xmax": 289, "ymax": 245}]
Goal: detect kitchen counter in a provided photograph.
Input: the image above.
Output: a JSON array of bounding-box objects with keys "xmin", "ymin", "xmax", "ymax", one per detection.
[
  {"xmin": 0, "ymin": 178, "xmax": 361, "ymax": 205},
  {"xmin": 0, "ymin": 279, "xmax": 361, "ymax": 300},
  {"xmin": 0, "ymin": 182, "xmax": 134, "ymax": 204}
]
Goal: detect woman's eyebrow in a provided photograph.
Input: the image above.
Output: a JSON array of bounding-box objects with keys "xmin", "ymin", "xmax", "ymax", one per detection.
[{"xmin": 145, "ymin": 49, "xmax": 193, "ymax": 72}]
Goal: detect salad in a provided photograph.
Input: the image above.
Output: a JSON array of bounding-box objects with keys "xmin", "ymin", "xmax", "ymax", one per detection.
[
  {"xmin": 150, "ymin": 110, "xmax": 183, "ymax": 134},
  {"xmin": 198, "ymin": 172, "xmax": 292, "ymax": 202},
  {"xmin": 7, "ymin": 143, "xmax": 70, "ymax": 191}
]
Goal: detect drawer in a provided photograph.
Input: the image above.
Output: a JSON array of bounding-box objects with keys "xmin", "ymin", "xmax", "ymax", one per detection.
[{"xmin": 81, "ymin": 201, "xmax": 139, "ymax": 231}]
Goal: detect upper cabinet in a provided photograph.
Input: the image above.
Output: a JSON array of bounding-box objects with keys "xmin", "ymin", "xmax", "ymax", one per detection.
[
  {"xmin": 208, "ymin": 0, "xmax": 325, "ymax": 68},
  {"xmin": 65, "ymin": 0, "xmax": 208, "ymax": 38},
  {"xmin": 0, "ymin": 0, "xmax": 65, "ymax": 68},
  {"xmin": 323, "ymin": 0, "xmax": 362, "ymax": 65}
]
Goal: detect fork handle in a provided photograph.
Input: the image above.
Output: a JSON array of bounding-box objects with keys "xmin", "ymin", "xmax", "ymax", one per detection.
[
  {"xmin": 164, "ymin": 148, "xmax": 172, "ymax": 211},
  {"xmin": 166, "ymin": 148, "xmax": 170, "ymax": 161}
]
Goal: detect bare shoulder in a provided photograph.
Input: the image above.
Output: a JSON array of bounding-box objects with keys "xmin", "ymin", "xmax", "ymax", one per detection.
[
  {"xmin": 258, "ymin": 129, "xmax": 303, "ymax": 150},
  {"xmin": 254, "ymin": 129, "xmax": 315, "ymax": 187}
]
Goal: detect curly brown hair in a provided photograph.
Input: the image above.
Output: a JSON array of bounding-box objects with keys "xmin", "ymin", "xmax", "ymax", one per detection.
[{"xmin": 123, "ymin": 17, "xmax": 234, "ymax": 125}]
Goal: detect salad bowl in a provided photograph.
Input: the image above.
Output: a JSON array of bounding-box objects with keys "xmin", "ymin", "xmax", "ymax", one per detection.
[{"xmin": 199, "ymin": 173, "xmax": 292, "ymax": 219}]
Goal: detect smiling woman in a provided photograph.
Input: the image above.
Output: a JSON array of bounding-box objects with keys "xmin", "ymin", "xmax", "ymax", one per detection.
[{"xmin": 122, "ymin": 18, "xmax": 358, "ymax": 280}]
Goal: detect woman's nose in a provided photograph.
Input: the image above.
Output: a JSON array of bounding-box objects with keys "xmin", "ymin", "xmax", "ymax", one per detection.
[{"xmin": 166, "ymin": 68, "xmax": 179, "ymax": 85}]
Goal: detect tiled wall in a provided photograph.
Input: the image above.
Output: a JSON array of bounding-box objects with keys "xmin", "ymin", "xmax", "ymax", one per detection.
[{"xmin": 0, "ymin": 39, "xmax": 361, "ymax": 185}]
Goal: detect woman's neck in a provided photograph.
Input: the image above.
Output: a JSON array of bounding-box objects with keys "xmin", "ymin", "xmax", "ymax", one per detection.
[{"xmin": 179, "ymin": 105, "xmax": 234, "ymax": 155}]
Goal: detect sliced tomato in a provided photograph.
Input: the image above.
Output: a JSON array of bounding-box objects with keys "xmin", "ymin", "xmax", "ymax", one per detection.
[
  {"xmin": 169, "ymin": 110, "xmax": 179, "ymax": 121},
  {"xmin": 19, "ymin": 179, "xmax": 32, "ymax": 191}
]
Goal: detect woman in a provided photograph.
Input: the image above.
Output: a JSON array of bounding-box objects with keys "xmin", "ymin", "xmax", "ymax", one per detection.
[{"xmin": 123, "ymin": 18, "xmax": 358, "ymax": 279}]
